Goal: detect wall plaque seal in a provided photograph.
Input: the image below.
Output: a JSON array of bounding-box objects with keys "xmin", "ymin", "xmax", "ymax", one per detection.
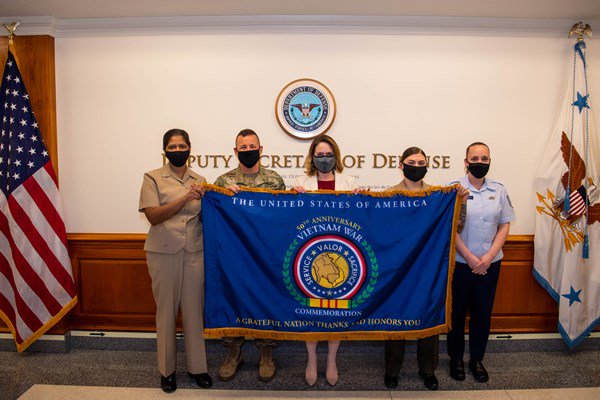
[{"xmin": 275, "ymin": 78, "xmax": 336, "ymax": 140}]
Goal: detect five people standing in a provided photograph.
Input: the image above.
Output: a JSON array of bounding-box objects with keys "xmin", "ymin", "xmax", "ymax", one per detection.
[{"xmin": 140, "ymin": 131, "xmax": 514, "ymax": 391}]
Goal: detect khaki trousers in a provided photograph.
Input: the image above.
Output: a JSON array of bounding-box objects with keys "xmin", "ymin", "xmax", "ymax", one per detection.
[{"xmin": 147, "ymin": 249, "xmax": 208, "ymax": 376}]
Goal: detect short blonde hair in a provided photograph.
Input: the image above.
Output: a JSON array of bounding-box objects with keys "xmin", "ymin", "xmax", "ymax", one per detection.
[{"xmin": 304, "ymin": 134, "xmax": 344, "ymax": 177}]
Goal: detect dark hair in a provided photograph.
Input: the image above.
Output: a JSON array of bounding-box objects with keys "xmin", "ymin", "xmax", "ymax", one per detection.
[
  {"xmin": 235, "ymin": 129, "xmax": 260, "ymax": 147},
  {"xmin": 304, "ymin": 134, "xmax": 344, "ymax": 177},
  {"xmin": 162, "ymin": 128, "xmax": 191, "ymax": 150},
  {"xmin": 400, "ymin": 146, "xmax": 427, "ymax": 163},
  {"xmin": 465, "ymin": 142, "xmax": 490, "ymax": 158}
]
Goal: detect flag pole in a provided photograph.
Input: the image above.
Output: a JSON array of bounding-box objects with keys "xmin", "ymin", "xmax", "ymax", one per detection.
[
  {"xmin": 0, "ymin": 20, "xmax": 78, "ymax": 351},
  {"xmin": 568, "ymin": 22, "xmax": 593, "ymax": 259}
]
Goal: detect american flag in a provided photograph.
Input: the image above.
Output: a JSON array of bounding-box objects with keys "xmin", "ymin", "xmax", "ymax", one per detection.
[
  {"xmin": 0, "ymin": 50, "xmax": 76, "ymax": 352},
  {"xmin": 567, "ymin": 185, "xmax": 588, "ymax": 217}
]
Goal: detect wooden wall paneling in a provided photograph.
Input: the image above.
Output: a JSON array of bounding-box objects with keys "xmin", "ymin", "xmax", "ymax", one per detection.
[
  {"xmin": 493, "ymin": 261, "xmax": 557, "ymax": 315},
  {"xmin": 488, "ymin": 235, "xmax": 562, "ymax": 332},
  {"xmin": 63, "ymin": 234, "xmax": 570, "ymax": 334},
  {"xmin": 67, "ymin": 234, "xmax": 158, "ymax": 331},
  {"xmin": 78, "ymin": 260, "xmax": 155, "ymax": 314},
  {"xmin": 6, "ymin": 232, "xmax": 596, "ymax": 335}
]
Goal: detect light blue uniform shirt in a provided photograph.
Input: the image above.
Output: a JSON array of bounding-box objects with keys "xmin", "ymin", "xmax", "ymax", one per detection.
[{"xmin": 450, "ymin": 175, "xmax": 516, "ymax": 263}]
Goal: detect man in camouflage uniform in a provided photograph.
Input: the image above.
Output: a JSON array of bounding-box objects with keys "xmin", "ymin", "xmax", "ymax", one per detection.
[{"xmin": 214, "ymin": 129, "xmax": 285, "ymax": 382}]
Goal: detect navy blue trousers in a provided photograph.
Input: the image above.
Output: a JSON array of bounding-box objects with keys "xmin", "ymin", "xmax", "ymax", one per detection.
[{"xmin": 447, "ymin": 260, "xmax": 501, "ymax": 362}]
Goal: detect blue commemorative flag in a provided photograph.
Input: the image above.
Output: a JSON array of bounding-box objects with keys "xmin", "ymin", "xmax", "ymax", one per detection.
[{"xmin": 202, "ymin": 185, "xmax": 460, "ymax": 340}]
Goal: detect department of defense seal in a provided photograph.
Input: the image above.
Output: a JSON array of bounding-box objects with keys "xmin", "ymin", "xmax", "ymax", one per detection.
[{"xmin": 275, "ymin": 78, "xmax": 336, "ymax": 140}]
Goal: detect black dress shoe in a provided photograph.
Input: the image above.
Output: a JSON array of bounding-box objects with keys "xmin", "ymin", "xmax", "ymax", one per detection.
[
  {"xmin": 188, "ymin": 372, "xmax": 213, "ymax": 389},
  {"xmin": 384, "ymin": 374, "xmax": 398, "ymax": 389},
  {"xmin": 418, "ymin": 370, "xmax": 439, "ymax": 391},
  {"xmin": 469, "ymin": 360, "xmax": 489, "ymax": 383},
  {"xmin": 161, "ymin": 372, "xmax": 177, "ymax": 393},
  {"xmin": 449, "ymin": 358, "xmax": 465, "ymax": 381}
]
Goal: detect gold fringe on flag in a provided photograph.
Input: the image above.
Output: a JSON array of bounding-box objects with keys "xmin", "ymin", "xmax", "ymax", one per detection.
[
  {"xmin": 0, "ymin": 296, "xmax": 78, "ymax": 352},
  {"xmin": 204, "ymin": 324, "xmax": 449, "ymax": 341},
  {"xmin": 202, "ymin": 183, "xmax": 460, "ymax": 198},
  {"xmin": 446, "ymin": 194, "xmax": 462, "ymax": 331}
]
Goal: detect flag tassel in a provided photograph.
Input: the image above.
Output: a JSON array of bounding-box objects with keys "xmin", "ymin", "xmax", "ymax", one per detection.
[{"xmin": 582, "ymin": 233, "xmax": 589, "ymax": 259}]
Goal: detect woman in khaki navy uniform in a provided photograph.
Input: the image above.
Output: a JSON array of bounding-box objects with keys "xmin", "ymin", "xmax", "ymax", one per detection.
[
  {"xmin": 384, "ymin": 146, "xmax": 468, "ymax": 391},
  {"xmin": 139, "ymin": 129, "xmax": 212, "ymax": 393},
  {"xmin": 293, "ymin": 134, "xmax": 360, "ymax": 387},
  {"xmin": 447, "ymin": 142, "xmax": 515, "ymax": 384}
]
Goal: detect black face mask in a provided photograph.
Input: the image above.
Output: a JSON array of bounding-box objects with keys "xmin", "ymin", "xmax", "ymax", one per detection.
[
  {"xmin": 402, "ymin": 163, "xmax": 428, "ymax": 182},
  {"xmin": 313, "ymin": 155, "xmax": 336, "ymax": 174},
  {"xmin": 238, "ymin": 149, "xmax": 261, "ymax": 168},
  {"xmin": 467, "ymin": 162, "xmax": 490, "ymax": 179},
  {"xmin": 165, "ymin": 150, "xmax": 190, "ymax": 167}
]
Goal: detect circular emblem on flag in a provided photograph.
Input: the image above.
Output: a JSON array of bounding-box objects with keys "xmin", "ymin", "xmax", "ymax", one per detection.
[
  {"xmin": 275, "ymin": 78, "xmax": 336, "ymax": 140},
  {"xmin": 294, "ymin": 235, "xmax": 366, "ymax": 300}
]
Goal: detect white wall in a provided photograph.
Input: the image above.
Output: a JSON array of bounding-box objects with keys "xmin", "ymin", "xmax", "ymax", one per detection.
[{"xmin": 55, "ymin": 33, "xmax": 600, "ymax": 234}]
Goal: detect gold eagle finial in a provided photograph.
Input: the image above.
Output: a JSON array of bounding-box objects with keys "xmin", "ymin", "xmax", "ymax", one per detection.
[
  {"xmin": 569, "ymin": 22, "xmax": 592, "ymax": 42},
  {"xmin": 3, "ymin": 21, "xmax": 21, "ymax": 47}
]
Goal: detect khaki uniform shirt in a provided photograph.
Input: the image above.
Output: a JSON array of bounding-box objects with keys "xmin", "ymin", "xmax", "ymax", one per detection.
[
  {"xmin": 385, "ymin": 180, "xmax": 431, "ymax": 192},
  {"xmin": 214, "ymin": 166, "xmax": 285, "ymax": 190},
  {"xmin": 139, "ymin": 164, "xmax": 207, "ymax": 254}
]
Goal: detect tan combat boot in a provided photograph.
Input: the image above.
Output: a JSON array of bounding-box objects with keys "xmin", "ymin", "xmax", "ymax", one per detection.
[
  {"xmin": 258, "ymin": 346, "xmax": 276, "ymax": 382},
  {"xmin": 219, "ymin": 345, "xmax": 242, "ymax": 381}
]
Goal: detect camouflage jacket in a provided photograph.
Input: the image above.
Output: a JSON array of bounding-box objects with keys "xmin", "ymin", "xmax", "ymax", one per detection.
[{"xmin": 214, "ymin": 166, "xmax": 285, "ymax": 190}]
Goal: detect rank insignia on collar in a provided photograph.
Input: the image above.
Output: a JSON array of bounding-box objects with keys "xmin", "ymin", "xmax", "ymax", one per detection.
[{"xmin": 488, "ymin": 196, "xmax": 495, "ymax": 200}]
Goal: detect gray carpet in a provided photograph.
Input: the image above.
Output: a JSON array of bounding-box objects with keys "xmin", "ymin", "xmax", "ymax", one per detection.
[{"xmin": 1, "ymin": 338, "xmax": 599, "ymax": 400}]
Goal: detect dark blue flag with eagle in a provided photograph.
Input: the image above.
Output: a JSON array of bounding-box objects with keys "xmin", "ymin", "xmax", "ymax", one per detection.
[{"xmin": 201, "ymin": 186, "xmax": 460, "ymax": 340}]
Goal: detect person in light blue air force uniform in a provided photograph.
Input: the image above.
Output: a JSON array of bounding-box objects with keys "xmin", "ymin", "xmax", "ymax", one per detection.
[{"xmin": 447, "ymin": 141, "xmax": 516, "ymax": 384}]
